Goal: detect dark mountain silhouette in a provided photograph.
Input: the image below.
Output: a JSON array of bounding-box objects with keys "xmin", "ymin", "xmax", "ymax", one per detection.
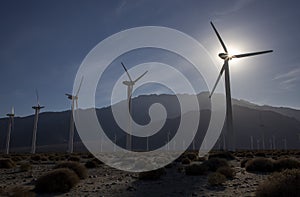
[{"xmin": 0, "ymin": 93, "xmax": 299, "ymax": 152}]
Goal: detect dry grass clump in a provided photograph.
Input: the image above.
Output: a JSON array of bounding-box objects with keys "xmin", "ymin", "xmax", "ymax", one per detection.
[
  {"xmin": 185, "ymin": 163, "xmax": 209, "ymax": 176},
  {"xmin": 185, "ymin": 152, "xmax": 197, "ymax": 161},
  {"xmin": 207, "ymin": 172, "xmax": 226, "ymax": 186},
  {"xmin": 54, "ymin": 161, "xmax": 87, "ymax": 179},
  {"xmin": 85, "ymin": 159, "xmax": 98, "ymax": 169},
  {"xmin": 181, "ymin": 158, "xmax": 191, "ymax": 165},
  {"xmin": 240, "ymin": 158, "xmax": 250, "ymax": 168},
  {"xmin": 273, "ymin": 158, "xmax": 300, "ymax": 171},
  {"xmin": 30, "ymin": 154, "xmax": 43, "ymax": 162},
  {"xmin": 68, "ymin": 156, "xmax": 80, "ymax": 162},
  {"xmin": 19, "ymin": 162, "xmax": 32, "ymax": 172},
  {"xmin": 245, "ymin": 158, "xmax": 274, "ymax": 172},
  {"xmin": 216, "ymin": 166, "xmax": 236, "ymax": 179},
  {"xmin": 138, "ymin": 168, "xmax": 166, "ymax": 180},
  {"xmin": 256, "ymin": 169, "xmax": 300, "ymax": 197},
  {"xmin": 0, "ymin": 185, "xmax": 35, "ymax": 197},
  {"xmin": 208, "ymin": 151, "xmax": 235, "ymax": 160},
  {"xmin": 35, "ymin": 168, "xmax": 79, "ymax": 193},
  {"xmin": 0, "ymin": 158, "xmax": 16, "ymax": 169},
  {"xmin": 203, "ymin": 158, "xmax": 229, "ymax": 171},
  {"xmin": 255, "ymin": 151, "xmax": 267, "ymax": 157}
]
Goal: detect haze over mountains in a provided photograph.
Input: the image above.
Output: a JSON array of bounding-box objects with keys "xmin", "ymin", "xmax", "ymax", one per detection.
[{"xmin": 0, "ymin": 93, "xmax": 299, "ymax": 152}]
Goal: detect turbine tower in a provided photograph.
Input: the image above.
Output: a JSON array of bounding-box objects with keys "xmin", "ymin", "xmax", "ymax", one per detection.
[
  {"xmin": 209, "ymin": 22, "xmax": 273, "ymax": 151},
  {"xmin": 31, "ymin": 89, "xmax": 44, "ymax": 154},
  {"xmin": 65, "ymin": 77, "xmax": 83, "ymax": 153},
  {"xmin": 5, "ymin": 107, "xmax": 15, "ymax": 154},
  {"xmin": 121, "ymin": 62, "xmax": 148, "ymax": 150}
]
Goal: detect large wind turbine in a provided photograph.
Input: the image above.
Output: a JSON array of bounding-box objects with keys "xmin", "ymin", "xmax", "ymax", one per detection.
[
  {"xmin": 65, "ymin": 77, "xmax": 83, "ymax": 153},
  {"xmin": 5, "ymin": 107, "xmax": 14, "ymax": 154},
  {"xmin": 121, "ymin": 62, "xmax": 148, "ymax": 150},
  {"xmin": 31, "ymin": 89, "xmax": 44, "ymax": 154},
  {"xmin": 209, "ymin": 22, "xmax": 273, "ymax": 151}
]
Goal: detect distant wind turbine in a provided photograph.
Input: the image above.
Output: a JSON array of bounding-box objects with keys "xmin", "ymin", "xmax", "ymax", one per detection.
[
  {"xmin": 209, "ymin": 22, "xmax": 273, "ymax": 151},
  {"xmin": 121, "ymin": 62, "xmax": 148, "ymax": 150},
  {"xmin": 31, "ymin": 89, "xmax": 44, "ymax": 154},
  {"xmin": 5, "ymin": 107, "xmax": 15, "ymax": 154},
  {"xmin": 65, "ymin": 76, "xmax": 83, "ymax": 153}
]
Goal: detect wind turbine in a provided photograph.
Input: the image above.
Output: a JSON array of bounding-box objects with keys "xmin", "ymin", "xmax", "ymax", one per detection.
[
  {"xmin": 65, "ymin": 77, "xmax": 83, "ymax": 153},
  {"xmin": 121, "ymin": 62, "xmax": 148, "ymax": 150},
  {"xmin": 209, "ymin": 22, "xmax": 273, "ymax": 151},
  {"xmin": 5, "ymin": 107, "xmax": 15, "ymax": 154},
  {"xmin": 31, "ymin": 89, "xmax": 44, "ymax": 154}
]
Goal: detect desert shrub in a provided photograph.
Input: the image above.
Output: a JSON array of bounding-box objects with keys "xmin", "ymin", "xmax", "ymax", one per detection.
[
  {"xmin": 208, "ymin": 151, "xmax": 235, "ymax": 160},
  {"xmin": 85, "ymin": 160, "xmax": 98, "ymax": 169},
  {"xmin": 241, "ymin": 158, "xmax": 250, "ymax": 168},
  {"xmin": 256, "ymin": 169, "xmax": 300, "ymax": 197},
  {"xmin": 138, "ymin": 168, "xmax": 166, "ymax": 180},
  {"xmin": 30, "ymin": 155, "xmax": 41, "ymax": 161},
  {"xmin": 203, "ymin": 158, "xmax": 229, "ymax": 171},
  {"xmin": 245, "ymin": 152, "xmax": 254, "ymax": 158},
  {"xmin": 11, "ymin": 156, "xmax": 23, "ymax": 162},
  {"xmin": 196, "ymin": 156, "xmax": 206, "ymax": 162},
  {"xmin": 185, "ymin": 163, "xmax": 209, "ymax": 176},
  {"xmin": 19, "ymin": 162, "xmax": 32, "ymax": 172},
  {"xmin": 68, "ymin": 156, "xmax": 80, "ymax": 162},
  {"xmin": 54, "ymin": 161, "xmax": 87, "ymax": 179},
  {"xmin": 274, "ymin": 158, "xmax": 300, "ymax": 171},
  {"xmin": 91, "ymin": 158, "xmax": 103, "ymax": 165},
  {"xmin": 0, "ymin": 158, "xmax": 16, "ymax": 168},
  {"xmin": 35, "ymin": 168, "xmax": 79, "ymax": 193},
  {"xmin": 255, "ymin": 152, "xmax": 267, "ymax": 157},
  {"xmin": 185, "ymin": 153, "xmax": 197, "ymax": 161},
  {"xmin": 207, "ymin": 172, "xmax": 226, "ymax": 186},
  {"xmin": 245, "ymin": 158, "xmax": 274, "ymax": 172},
  {"xmin": 1, "ymin": 185, "xmax": 35, "ymax": 197},
  {"xmin": 181, "ymin": 158, "xmax": 191, "ymax": 165},
  {"xmin": 216, "ymin": 166, "xmax": 235, "ymax": 179},
  {"xmin": 81, "ymin": 153, "xmax": 94, "ymax": 159}
]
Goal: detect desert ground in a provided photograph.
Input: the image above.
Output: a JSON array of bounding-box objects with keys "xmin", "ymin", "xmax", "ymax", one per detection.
[{"xmin": 0, "ymin": 150, "xmax": 299, "ymax": 197}]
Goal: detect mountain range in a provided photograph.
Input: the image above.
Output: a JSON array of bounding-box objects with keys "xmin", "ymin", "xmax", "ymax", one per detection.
[{"xmin": 0, "ymin": 93, "xmax": 299, "ymax": 152}]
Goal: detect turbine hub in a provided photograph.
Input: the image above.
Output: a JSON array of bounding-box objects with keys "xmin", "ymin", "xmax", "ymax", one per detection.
[
  {"xmin": 123, "ymin": 81, "xmax": 134, "ymax": 86},
  {"xmin": 218, "ymin": 53, "xmax": 228, "ymax": 59}
]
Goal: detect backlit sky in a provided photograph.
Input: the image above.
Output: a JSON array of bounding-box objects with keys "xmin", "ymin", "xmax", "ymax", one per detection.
[{"xmin": 0, "ymin": 0, "xmax": 300, "ymax": 117}]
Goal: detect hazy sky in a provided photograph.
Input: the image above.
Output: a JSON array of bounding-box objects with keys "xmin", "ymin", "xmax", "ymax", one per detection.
[{"xmin": 0, "ymin": 0, "xmax": 299, "ymax": 117}]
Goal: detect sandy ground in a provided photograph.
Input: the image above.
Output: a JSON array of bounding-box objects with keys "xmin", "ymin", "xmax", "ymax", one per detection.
[{"xmin": 0, "ymin": 155, "xmax": 273, "ymax": 197}]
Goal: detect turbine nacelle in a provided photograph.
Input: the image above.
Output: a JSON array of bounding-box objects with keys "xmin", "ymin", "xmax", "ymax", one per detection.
[
  {"xmin": 65, "ymin": 93, "xmax": 78, "ymax": 100},
  {"xmin": 218, "ymin": 53, "xmax": 232, "ymax": 60},
  {"xmin": 32, "ymin": 105, "xmax": 45, "ymax": 110},
  {"xmin": 122, "ymin": 81, "xmax": 135, "ymax": 86}
]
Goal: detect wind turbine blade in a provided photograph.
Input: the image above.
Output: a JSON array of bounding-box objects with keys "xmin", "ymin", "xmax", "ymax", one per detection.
[
  {"xmin": 134, "ymin": 71, "xmax": 148, "ymax": 83},
  {"xmin": 209, "ymin": 62, "xmax": 226, "ymax": 98},
  {"xmin": 210, "ymin": 22, "xmax": 228, "ymax": 53},
  {"xmin": 76, "ymin": 76, "xmax": 84, "ymax": 96},
  {"xmin": 121, "ymin": 62, "xmax": 133, "ymax": 82},
  {"xmin": 232, "ymin": 50, "xmax": 273, "ymax": 58}
]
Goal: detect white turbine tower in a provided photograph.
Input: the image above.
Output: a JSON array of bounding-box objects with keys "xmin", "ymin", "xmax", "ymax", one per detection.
[
  {"xmin": 65, "ymin": 77, "xmax": 83, "ymax": 153},
  {"xmin": 5, "ymin": 107, "xmax": 14, "ymax": 154},
  {"xmin": 209, "ymin": 22, "xmax": 273, "ymax": 151},
  {"xmin": 121, "ymin": 62, "xmax": 148, "ymax": 150},
  {"xmin": 31, "ymin": 89, "xmax": 44, "ymax": 154}
]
